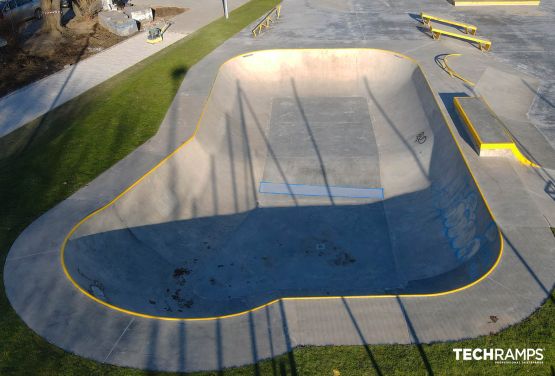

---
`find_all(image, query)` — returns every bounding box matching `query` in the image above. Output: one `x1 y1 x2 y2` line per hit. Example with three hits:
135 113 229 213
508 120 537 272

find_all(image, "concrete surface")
62 49 500 318
455 96 518 158
4 0 555 372
0 0 251 138
132 0 254 35
452 0 540 6
474 67 555 168
457 97 512 145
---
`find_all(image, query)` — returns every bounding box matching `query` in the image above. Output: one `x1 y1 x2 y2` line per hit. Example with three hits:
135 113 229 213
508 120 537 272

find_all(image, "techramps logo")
453 348 544 365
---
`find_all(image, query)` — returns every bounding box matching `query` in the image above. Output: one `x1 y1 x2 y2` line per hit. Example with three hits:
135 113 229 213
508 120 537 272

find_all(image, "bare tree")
40 0 64 35
72 0 101 20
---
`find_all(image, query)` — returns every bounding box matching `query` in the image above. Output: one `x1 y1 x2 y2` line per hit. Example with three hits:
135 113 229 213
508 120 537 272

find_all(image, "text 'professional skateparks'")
61 49 501 319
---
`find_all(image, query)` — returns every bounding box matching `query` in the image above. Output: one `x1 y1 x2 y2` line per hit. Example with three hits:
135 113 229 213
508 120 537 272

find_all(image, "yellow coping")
430 26 491 51
60 49 504 322
480 143 516 149
454 97 539 167
441 54 476 86
454 0 539 5
252 5 281 37
421 12 477 35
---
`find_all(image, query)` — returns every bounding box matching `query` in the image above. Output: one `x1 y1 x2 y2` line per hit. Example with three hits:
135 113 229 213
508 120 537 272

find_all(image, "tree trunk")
40 0 64 35
72 1 83 19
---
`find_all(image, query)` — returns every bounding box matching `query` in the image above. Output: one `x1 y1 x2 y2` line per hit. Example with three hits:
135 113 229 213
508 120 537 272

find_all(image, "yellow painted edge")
509 145 540 167
480 143 516 149
454 97 484 148
455 97 540 168
455 1 539 5
60 49 504 322
480 97 540 168
443 54 476 86
421 13 478 31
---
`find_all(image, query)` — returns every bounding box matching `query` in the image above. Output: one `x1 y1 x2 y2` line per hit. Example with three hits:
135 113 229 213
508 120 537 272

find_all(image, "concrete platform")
4 0 555 372
454 96 538 166
474 67 555 169
455 97 511 145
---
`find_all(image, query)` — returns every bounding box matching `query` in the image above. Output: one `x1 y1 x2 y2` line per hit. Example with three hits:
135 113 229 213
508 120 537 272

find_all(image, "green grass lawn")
0 0 553 373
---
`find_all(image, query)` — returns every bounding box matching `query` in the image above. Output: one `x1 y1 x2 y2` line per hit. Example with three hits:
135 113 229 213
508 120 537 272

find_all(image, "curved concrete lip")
59 49 502 320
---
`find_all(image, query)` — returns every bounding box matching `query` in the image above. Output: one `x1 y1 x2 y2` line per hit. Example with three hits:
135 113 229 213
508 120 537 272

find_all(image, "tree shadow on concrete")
0 22 101 159
396 297 434 376
341 298 384 376
502 230 554 305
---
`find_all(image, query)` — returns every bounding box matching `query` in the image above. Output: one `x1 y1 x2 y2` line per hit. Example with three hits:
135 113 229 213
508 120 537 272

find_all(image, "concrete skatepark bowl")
62 49 501 319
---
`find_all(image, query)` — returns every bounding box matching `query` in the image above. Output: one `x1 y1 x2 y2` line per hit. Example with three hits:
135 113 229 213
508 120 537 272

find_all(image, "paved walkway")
0 0 250 138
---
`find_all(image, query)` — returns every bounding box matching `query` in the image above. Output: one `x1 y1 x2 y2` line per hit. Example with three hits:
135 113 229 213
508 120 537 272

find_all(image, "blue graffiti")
432 174 496 263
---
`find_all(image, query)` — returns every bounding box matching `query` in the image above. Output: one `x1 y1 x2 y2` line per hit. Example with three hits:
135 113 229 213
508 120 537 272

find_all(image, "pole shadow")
396 296 434 376
341 297 384 376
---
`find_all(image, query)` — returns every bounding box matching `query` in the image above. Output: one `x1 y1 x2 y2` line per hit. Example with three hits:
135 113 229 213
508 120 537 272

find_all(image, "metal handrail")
441 53 476 86
252 4 281 37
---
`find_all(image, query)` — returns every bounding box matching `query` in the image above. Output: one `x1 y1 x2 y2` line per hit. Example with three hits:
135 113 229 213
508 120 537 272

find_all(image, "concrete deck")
4 0 555 372
456 97 512 145
452 0 540 6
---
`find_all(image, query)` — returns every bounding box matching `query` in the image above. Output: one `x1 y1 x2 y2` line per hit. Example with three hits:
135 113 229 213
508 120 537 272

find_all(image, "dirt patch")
66 17 97 34
0 20 125 97
152 6 187 19
0 6 186 97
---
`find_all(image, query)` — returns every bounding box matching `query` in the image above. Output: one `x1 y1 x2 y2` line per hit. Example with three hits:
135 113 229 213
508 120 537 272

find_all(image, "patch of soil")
0 5 186 97
0 19 125 97
66 17 96 34
152 6 187 19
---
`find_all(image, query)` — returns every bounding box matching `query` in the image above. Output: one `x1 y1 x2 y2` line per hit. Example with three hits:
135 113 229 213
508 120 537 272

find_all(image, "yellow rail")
441 53 476 86
430 26 491 51
421 12 477 35
252 4 281 37
454 0 539 5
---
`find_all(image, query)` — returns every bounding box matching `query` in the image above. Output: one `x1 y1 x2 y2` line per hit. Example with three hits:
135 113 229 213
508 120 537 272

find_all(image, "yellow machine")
147 22 171 44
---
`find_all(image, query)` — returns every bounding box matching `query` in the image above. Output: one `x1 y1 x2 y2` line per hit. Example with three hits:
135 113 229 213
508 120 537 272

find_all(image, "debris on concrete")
90 284 106 300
